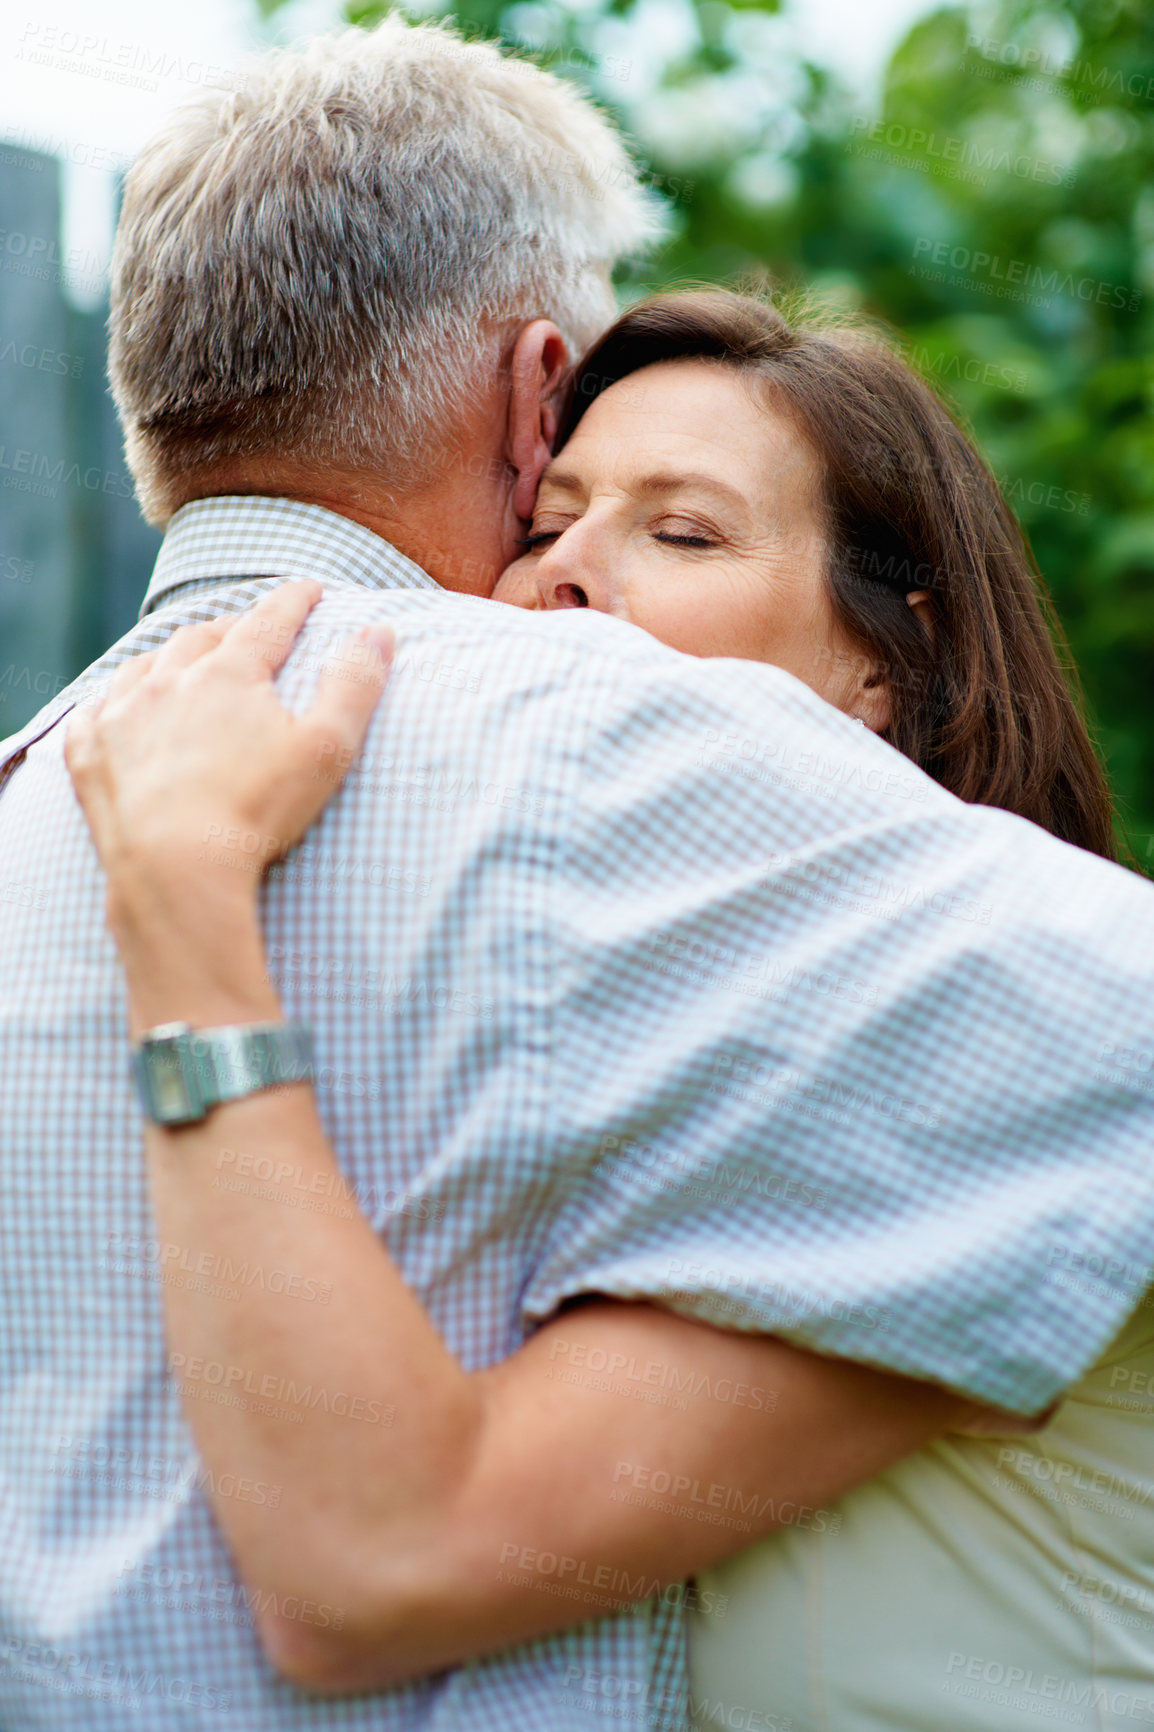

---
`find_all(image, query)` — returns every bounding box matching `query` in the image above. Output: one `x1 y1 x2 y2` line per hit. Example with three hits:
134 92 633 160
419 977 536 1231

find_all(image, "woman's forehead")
551 360 823 503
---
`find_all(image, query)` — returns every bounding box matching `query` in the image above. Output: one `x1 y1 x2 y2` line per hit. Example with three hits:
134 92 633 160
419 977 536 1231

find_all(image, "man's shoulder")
299 585 812 725
302 585 679 674
284 585 961 850
286 586 746 737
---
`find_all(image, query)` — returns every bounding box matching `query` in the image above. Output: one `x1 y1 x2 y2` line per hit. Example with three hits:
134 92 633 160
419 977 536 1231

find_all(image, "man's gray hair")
109 17 660 523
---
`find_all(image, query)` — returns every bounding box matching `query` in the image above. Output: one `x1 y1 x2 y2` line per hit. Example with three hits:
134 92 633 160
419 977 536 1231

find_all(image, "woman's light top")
692 1290 1154 1731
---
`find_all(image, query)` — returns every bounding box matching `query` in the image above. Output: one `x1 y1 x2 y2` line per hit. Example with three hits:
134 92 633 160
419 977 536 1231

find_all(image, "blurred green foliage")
285 0 1154 857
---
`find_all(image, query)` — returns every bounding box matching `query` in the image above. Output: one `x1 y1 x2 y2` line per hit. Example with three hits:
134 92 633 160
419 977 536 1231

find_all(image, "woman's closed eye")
517 517 724 553
647 509 726 550
654 525 720 549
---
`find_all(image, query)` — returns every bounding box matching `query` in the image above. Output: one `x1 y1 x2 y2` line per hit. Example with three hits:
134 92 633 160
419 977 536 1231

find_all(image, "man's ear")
506 320 570 523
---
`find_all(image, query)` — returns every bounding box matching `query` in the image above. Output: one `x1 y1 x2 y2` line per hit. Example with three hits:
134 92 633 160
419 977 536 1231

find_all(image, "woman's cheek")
651 579 765 661
491 558 538 608
627 588 710 656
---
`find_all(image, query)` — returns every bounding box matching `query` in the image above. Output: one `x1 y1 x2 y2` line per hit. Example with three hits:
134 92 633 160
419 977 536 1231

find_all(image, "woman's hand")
66 581 394 897
65 581 394 1033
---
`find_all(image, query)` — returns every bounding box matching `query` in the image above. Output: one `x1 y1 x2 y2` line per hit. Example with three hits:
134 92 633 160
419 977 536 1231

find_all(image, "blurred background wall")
1 0 1151 859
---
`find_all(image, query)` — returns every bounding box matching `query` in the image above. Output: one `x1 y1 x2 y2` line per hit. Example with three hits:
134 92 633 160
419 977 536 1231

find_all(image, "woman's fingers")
214 580 324 682
304 626 396 785
151 613 238 674
65 590 395 874
63 701 95 777
103 649 158 703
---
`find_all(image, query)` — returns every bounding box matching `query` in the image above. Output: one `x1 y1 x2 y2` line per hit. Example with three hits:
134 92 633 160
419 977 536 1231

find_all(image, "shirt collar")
140 495 442 617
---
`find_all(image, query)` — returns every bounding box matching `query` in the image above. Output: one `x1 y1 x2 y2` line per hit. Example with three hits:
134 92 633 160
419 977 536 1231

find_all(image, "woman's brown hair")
561 288 1119 860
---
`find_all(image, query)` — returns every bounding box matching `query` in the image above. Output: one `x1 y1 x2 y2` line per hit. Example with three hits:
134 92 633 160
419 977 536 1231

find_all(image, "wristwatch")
131 1020 316 1128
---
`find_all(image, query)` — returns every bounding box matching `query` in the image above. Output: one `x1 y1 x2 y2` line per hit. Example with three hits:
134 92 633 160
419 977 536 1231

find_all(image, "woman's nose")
534 520 609 612
538 576 589 608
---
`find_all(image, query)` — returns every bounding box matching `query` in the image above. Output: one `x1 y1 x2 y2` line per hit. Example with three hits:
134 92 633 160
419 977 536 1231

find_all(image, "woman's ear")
906 588 934 639
506 320 570 522
822 636 892 733
855 590 934 731
856 591 934 730
856 665 892 733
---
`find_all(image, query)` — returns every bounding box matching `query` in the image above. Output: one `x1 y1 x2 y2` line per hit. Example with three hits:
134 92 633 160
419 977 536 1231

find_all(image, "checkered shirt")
1 495 1153 1731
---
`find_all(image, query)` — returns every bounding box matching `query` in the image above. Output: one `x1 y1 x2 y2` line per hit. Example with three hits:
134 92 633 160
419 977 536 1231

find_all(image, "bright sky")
0 0 938 304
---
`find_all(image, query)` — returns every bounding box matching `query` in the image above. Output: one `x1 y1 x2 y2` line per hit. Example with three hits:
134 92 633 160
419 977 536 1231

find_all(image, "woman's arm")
66 586 1008 1694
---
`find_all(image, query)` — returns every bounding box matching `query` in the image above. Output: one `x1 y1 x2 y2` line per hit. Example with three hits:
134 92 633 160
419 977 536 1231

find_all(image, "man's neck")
290 488 507 600
171 452 515 600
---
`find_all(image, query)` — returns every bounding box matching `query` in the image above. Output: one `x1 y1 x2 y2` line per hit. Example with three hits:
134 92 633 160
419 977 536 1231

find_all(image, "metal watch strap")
131 1020 315 1127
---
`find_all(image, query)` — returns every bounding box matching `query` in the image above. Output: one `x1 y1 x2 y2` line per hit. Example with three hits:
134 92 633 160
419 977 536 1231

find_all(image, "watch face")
133 1033 203 1125
150 1046 194 1122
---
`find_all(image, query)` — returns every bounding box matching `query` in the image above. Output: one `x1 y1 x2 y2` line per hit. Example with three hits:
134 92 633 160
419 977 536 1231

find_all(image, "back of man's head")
109 18 658 524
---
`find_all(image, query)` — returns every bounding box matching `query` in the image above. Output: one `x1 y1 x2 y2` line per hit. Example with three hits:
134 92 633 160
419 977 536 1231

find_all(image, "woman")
67 291 1149 1723
496 290 1114 854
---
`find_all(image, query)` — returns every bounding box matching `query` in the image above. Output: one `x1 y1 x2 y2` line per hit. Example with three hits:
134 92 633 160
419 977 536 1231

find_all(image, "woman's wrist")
106 851 282 1036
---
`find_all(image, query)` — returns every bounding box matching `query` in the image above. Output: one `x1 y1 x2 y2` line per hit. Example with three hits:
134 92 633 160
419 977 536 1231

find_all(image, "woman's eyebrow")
540 468 746 506
536 468 585 497
631 471 747 506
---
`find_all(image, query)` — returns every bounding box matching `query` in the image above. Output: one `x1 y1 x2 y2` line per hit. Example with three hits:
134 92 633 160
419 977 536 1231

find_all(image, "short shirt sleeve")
521 650 1154 1415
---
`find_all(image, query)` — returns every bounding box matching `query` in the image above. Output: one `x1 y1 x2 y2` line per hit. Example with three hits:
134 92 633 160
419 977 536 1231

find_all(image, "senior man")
1 18 1153 1732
